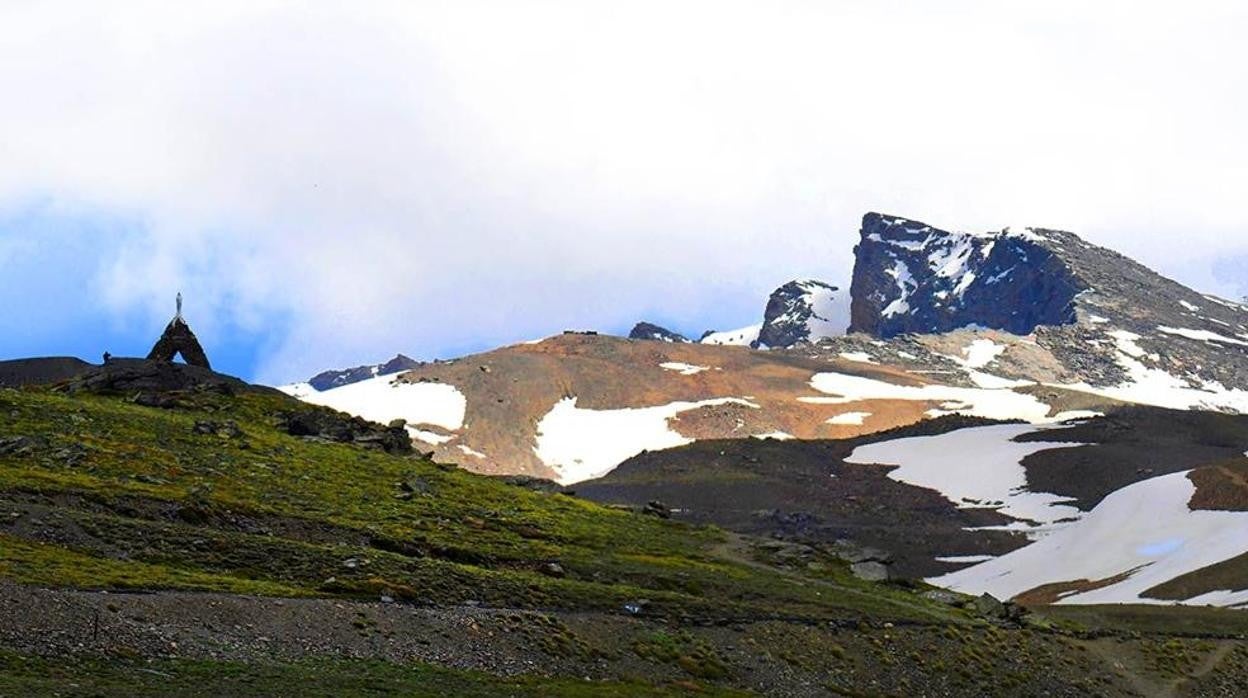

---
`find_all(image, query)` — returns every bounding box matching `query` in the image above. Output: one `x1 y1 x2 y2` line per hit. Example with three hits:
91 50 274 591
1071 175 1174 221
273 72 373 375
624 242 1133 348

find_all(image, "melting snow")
457 444 488 459
1157 326 1248 347
932 471 1248 606
808 372 1057 422
949 339 1006 369
534 397 761 484
296 375 467 431
881 260 916 318
839 352 877 364
827 412 872 426
701 324 762 346
660 362 711 376
845 424 1085 530
1059 330 1248 412
1179 300 1201 312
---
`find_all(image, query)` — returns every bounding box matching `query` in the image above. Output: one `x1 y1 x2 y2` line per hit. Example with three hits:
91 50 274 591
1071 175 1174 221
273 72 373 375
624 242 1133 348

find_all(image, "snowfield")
844 424 1085 531
932 470 1248 607
700 324 762 346
534 396 761 485
293 374 467 432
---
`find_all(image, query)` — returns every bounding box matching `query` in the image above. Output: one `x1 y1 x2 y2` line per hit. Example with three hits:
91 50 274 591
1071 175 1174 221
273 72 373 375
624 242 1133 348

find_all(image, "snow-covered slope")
283 373 467 445
843 421 1248 607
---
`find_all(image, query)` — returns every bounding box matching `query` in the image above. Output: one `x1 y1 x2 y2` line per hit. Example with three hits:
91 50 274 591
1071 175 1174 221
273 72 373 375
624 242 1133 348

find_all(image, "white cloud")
1 1 1246 382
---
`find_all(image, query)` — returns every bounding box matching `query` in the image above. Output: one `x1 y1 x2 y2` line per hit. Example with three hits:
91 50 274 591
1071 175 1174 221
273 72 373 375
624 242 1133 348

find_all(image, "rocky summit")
628 321 691 343
757 279 842 348
307 353 422 392
848 212 1084 338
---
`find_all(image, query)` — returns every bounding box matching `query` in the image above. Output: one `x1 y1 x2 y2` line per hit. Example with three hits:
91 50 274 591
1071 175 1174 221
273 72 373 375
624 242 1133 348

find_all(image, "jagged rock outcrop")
849 212 1248 394
628 322 691 343
849 213 1085 337
758 280 842 348
308 354 421 392
147 317 212 369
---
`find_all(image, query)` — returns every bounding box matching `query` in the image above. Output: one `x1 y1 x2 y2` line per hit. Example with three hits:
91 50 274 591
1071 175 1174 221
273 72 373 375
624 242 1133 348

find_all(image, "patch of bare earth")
1188 459 1248 511
1014 570 1138 606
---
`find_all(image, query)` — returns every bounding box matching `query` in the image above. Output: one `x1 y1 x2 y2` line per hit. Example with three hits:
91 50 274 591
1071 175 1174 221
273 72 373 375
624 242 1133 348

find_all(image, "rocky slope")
851 212 1248 399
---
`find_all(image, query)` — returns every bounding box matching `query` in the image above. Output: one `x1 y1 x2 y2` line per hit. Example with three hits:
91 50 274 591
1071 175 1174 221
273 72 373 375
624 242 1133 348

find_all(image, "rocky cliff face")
758 280 843 348
848 212 1248 395
849 213 1084 338
308 354 421 392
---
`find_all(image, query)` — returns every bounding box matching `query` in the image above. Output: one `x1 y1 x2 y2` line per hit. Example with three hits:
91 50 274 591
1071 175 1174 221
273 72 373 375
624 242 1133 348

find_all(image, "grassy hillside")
3 374 1248 695
0 383 948 622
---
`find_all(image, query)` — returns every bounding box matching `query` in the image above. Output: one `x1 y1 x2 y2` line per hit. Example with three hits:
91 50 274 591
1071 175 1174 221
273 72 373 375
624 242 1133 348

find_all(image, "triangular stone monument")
147 292 212 369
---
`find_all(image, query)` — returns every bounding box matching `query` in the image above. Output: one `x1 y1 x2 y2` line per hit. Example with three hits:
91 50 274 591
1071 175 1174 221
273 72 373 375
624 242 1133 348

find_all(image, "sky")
1 1 1246 385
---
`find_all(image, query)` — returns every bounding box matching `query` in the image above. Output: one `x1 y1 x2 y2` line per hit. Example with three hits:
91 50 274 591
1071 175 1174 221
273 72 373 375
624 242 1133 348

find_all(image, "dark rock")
921 589 968 606
276 409 413 455
628 322 691 343
60 359 250 398
147 317 211 369
643 500 672 519
307 354 422 392
497 475 563 493
0 436 48 457
758 280 842 348
973 593 1007 618
849 213 1085 338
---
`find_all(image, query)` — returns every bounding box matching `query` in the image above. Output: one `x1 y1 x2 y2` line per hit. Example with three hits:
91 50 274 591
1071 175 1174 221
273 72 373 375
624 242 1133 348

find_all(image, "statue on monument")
146 291 212 369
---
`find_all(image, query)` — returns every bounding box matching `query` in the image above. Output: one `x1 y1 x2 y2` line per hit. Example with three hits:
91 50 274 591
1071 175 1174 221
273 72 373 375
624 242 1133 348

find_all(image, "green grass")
0 385 960 623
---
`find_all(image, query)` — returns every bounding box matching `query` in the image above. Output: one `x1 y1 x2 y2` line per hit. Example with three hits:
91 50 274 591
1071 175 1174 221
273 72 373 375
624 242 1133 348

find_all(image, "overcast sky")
2 1 1246 384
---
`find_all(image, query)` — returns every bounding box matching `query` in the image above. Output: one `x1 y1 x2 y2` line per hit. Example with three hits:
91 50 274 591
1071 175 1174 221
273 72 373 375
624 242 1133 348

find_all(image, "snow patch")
296 375 467 431
932 471 1248 607
808 372 1056 422
1158 326 1248 347
701 324 762 347
839 352 877 364
827 412 872 426
534 397 761 484
660 362 711 376
845 424 1085 530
